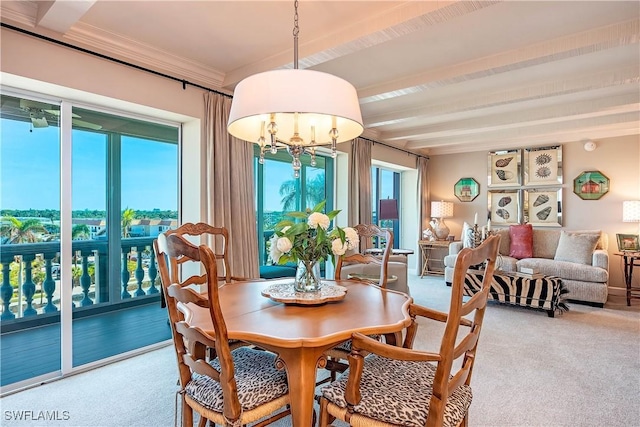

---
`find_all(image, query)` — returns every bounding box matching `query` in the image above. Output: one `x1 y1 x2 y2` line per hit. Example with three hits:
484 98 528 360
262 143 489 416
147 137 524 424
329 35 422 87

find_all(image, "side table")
418 240 451 277
616 252 640 306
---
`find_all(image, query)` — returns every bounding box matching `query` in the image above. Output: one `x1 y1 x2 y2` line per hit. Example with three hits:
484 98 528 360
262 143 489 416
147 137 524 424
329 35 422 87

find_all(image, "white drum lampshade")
623 200 640 234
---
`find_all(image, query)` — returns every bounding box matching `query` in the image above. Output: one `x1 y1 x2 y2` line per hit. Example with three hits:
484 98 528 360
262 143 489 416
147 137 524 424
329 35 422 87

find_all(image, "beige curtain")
416 156 430 275
349 138 373 249
204 92 260 278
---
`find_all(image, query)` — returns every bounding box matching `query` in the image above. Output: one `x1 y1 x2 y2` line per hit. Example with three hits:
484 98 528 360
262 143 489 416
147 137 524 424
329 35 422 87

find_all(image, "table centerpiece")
269 201 359 292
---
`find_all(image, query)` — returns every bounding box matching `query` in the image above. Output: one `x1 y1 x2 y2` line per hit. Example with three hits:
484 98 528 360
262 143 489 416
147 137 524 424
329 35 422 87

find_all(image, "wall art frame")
488 149 521 187
616 234 639 252
573 170 610 200
524 145 562 186
454 177 480 202
524 188 562 227
488 189 520 226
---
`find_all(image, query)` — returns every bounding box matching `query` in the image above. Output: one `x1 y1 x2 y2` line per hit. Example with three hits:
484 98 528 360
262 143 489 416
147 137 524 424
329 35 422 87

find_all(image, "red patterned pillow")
509 224 533 259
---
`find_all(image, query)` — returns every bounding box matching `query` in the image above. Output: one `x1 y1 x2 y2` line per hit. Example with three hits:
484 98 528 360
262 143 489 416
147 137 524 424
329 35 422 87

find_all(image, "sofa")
443 228 609 306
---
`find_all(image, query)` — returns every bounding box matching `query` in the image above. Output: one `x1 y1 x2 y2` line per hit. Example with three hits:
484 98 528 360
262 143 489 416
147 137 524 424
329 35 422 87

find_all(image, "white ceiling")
2 0 639 155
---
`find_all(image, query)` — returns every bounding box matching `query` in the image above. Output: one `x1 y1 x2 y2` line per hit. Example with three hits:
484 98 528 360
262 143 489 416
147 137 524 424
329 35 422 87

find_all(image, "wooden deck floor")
0 302 171 387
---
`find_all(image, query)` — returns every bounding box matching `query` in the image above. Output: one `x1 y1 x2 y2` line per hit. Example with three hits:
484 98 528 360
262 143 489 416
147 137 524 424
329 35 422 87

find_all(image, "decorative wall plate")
261 282 347 305
573 170 609 200
454 177 480 202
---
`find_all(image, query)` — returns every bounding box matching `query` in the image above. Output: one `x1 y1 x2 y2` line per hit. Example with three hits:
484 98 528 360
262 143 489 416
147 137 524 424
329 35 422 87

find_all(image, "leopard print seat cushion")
333 335 381 352
321 354 472 427
185 347 288 412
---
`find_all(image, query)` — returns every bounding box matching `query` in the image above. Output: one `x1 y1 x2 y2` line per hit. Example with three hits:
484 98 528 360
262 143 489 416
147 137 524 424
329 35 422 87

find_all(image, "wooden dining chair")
334 224 392 288
318 234 501 427
154 222 253 357
323 224 394 382
156 232 290 427
162 222 251 286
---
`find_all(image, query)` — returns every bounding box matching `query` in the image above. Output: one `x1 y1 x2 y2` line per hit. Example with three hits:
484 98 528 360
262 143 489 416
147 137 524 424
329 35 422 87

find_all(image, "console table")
616 252 640 306
418 240 450 277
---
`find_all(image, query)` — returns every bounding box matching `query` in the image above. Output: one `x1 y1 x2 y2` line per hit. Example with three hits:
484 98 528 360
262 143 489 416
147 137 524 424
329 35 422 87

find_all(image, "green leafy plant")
269 200 359 268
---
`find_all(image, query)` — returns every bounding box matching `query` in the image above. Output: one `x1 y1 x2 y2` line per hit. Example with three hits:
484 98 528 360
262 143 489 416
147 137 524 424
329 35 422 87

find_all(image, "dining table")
179 277 413 427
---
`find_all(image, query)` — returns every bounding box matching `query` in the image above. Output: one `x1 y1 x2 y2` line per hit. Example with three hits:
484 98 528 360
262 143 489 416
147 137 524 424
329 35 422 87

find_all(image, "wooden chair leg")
318 397 335 427
182 401 193 427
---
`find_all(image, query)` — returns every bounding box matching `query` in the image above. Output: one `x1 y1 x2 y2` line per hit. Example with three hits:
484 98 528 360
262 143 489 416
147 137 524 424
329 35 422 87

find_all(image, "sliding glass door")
0 91 178 390
0 94 62 386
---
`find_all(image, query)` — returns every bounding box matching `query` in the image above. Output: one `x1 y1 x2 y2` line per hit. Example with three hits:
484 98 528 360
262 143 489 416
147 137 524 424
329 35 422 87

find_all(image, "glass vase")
294 260 322 293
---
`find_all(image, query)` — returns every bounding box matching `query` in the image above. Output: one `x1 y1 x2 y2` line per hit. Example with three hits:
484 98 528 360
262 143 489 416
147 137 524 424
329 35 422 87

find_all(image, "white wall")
428 135 640 290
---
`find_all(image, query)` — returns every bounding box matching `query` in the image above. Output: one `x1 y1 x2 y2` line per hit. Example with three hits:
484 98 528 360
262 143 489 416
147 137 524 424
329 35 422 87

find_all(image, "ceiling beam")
365 67 640 128
35 0 96 34
359 19 639 103
222 1 500 88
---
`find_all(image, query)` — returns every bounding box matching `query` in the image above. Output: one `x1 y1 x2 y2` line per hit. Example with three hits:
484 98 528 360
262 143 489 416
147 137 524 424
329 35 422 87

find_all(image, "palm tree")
71 224 91 240
121 208 136 238
0 216 46 243
279 174 326 212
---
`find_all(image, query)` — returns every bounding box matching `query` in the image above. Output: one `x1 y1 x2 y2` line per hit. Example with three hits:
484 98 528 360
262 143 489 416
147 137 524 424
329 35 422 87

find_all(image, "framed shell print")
488 190 520 225
524 188 562 227
488 149 521 187
573 170 610 200
524 146 562 186
454 177 480 202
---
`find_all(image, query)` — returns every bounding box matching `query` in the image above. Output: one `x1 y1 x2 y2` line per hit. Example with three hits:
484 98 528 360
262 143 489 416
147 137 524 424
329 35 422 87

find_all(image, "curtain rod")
358 136 429 160
3 23 428 160
1 22 232 98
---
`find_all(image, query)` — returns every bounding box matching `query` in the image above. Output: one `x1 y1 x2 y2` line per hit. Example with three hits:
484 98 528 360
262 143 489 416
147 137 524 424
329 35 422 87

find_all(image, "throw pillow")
461 222 473 248
509 224 533 259
554 231 599 265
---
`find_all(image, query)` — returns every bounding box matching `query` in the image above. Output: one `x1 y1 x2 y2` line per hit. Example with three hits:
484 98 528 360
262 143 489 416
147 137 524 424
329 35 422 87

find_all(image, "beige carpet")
1 274 638 427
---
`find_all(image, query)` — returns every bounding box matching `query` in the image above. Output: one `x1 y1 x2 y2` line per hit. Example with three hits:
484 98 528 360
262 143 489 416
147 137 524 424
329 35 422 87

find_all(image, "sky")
1 118 178 212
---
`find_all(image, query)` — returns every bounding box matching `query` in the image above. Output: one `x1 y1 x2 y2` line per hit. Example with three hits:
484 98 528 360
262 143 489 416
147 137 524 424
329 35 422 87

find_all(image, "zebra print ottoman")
464 271 569 317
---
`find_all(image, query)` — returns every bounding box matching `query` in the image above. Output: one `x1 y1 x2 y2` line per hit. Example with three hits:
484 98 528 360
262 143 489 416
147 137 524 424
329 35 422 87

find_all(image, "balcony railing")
0 237 159 324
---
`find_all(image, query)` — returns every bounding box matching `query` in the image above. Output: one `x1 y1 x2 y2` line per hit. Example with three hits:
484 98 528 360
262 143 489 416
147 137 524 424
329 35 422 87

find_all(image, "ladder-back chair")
155 232 290 427
319 234 501 427
334 224 392 288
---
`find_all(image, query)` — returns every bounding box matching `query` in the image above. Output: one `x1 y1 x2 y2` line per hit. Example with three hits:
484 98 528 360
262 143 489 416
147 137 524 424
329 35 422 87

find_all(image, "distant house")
130 219 177 237
72 219 106 239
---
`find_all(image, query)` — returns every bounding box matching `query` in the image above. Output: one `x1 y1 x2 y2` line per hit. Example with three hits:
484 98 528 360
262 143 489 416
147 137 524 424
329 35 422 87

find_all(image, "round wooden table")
179 278 412 427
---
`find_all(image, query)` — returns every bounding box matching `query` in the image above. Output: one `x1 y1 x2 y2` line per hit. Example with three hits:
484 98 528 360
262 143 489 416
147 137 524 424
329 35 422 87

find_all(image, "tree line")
0 209 178 220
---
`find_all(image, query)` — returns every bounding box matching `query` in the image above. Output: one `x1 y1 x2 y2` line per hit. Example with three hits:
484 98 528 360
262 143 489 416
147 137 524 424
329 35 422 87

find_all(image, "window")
255 148 334 265
372 166 400 248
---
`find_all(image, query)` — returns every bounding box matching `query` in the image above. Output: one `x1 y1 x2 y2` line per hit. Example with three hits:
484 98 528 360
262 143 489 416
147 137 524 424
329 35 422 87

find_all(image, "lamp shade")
228 69 364 145
379 199 399 221
623 200 640 222
431 201 453 218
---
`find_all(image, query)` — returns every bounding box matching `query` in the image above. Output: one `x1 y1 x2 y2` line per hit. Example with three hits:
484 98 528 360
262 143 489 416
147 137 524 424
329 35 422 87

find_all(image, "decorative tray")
261 282 348 305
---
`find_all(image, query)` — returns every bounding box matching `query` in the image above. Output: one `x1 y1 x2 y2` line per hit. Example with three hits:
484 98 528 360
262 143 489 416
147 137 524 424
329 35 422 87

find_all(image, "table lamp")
379 199 399 222
431 200 454 240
